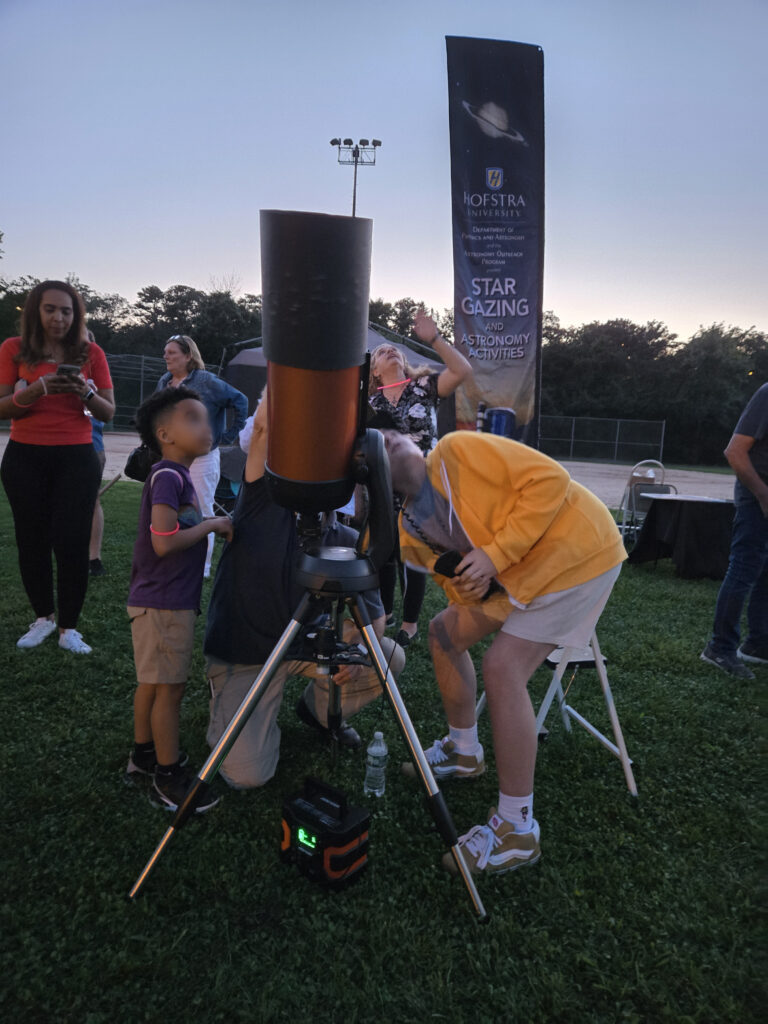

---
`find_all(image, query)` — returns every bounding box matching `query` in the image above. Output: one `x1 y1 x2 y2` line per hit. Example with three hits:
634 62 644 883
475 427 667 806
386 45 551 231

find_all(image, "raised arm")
413 308 472 398
244 389 269 483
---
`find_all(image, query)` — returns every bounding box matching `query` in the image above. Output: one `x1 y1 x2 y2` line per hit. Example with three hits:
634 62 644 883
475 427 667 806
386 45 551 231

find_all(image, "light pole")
329 138 382 217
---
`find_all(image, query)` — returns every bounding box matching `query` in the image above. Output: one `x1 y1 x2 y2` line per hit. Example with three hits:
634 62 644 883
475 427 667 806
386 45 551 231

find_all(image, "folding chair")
475 631 638 797
618 460 677 544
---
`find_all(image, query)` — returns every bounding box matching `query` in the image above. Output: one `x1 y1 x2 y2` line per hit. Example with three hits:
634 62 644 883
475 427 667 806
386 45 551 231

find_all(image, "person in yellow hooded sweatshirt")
378 424 627 877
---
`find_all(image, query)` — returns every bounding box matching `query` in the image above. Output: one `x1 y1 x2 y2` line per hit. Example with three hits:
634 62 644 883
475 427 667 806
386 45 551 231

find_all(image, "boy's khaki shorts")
127 606 197 685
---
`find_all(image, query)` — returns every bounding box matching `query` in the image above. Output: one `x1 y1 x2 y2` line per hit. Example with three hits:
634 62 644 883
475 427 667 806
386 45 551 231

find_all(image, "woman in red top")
0 280 115 653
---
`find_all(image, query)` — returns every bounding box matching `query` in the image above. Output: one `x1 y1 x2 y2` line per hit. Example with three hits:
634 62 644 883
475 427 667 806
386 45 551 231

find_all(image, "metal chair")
619 461 677 544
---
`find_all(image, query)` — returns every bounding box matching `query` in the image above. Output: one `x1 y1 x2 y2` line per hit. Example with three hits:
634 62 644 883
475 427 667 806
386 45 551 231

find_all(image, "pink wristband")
150 524 180 536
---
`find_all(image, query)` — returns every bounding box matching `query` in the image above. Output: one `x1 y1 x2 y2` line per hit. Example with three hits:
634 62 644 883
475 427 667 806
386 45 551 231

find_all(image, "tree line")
0 273 765 464
540 313 766 464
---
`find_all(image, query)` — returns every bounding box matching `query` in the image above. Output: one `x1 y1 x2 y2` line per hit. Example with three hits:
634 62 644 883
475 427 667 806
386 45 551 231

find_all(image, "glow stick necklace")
377 378 411 390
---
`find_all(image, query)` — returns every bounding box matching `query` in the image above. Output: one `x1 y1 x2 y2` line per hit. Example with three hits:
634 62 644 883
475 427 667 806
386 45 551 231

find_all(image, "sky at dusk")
1 0 767 341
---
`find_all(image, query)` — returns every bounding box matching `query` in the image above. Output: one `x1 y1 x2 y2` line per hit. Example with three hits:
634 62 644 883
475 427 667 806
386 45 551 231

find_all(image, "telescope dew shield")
261 210 373 514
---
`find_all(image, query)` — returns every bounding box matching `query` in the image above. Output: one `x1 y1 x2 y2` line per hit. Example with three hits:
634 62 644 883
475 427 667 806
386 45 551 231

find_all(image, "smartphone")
57 364 80 377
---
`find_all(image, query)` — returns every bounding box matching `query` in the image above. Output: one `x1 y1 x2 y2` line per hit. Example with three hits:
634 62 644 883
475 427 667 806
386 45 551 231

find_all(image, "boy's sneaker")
151 767 220 814
738 640 768 665
700 642 755 680
401 737 485 780
125 748 189 780
58 629 92 654
17 618 57 649
442 808 541 877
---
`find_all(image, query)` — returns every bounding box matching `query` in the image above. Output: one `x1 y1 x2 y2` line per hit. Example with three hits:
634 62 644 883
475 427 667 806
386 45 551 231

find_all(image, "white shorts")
499 564 621 648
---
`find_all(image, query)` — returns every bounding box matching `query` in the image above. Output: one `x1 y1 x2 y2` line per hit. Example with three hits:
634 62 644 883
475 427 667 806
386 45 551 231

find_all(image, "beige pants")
206 624 405 789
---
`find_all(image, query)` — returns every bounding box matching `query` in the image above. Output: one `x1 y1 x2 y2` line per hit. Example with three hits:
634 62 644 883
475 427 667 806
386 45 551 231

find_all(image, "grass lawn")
0 482 764 1023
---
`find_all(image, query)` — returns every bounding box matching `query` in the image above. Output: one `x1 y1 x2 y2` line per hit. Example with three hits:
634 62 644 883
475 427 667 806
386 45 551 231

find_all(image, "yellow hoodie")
398 431 627 608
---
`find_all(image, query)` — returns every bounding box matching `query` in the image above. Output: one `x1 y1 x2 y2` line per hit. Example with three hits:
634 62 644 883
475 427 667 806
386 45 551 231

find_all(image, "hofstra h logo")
486 168 503 190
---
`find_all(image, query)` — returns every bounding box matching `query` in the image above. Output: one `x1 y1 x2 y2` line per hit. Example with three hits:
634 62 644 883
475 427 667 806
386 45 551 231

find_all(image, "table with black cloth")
627 493 735 579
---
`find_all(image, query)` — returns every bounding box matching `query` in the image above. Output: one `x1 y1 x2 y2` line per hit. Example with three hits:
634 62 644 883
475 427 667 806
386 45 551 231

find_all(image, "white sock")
448 723 480 756
497 791 534 833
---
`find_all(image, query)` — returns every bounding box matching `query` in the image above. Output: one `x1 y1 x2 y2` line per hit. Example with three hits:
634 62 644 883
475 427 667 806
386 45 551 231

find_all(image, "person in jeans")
701 383 768 680
156 334 248 577
126 386 232 812
0 280 115 654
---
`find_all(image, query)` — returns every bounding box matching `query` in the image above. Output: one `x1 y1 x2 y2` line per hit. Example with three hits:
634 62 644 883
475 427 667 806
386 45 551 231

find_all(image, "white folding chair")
475 630 638 797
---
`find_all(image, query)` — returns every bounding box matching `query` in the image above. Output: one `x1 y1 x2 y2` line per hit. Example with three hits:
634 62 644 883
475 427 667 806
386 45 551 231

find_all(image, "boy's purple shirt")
128 459 206 610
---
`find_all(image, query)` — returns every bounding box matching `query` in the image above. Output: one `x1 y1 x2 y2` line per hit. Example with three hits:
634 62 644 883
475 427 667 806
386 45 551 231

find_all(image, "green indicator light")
297 827 318 850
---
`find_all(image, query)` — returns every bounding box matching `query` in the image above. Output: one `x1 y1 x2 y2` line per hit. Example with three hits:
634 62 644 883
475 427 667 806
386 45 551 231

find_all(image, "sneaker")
89 558 106 577
701 642 755 680
125 748 189 780
151 767 220 814
402 736 485 780
738 640 768 665
442 808 541 877
385 614 396 630
58 629 92 655
16 618 56 649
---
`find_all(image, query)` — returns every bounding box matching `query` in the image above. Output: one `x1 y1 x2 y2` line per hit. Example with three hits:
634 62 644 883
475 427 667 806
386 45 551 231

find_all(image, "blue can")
484 407 516 438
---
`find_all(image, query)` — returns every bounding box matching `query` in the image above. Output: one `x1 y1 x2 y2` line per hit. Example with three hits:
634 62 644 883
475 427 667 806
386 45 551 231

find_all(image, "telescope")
128 210 487 921
261 209 392 574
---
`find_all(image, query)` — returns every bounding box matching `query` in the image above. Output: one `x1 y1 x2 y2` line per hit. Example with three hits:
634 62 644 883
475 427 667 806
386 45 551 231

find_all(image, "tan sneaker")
401 736 485 780
443 807 541 876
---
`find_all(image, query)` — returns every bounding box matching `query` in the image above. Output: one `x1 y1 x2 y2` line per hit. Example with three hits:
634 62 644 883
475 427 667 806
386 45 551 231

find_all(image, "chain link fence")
3 352 667 468
539 415 665 462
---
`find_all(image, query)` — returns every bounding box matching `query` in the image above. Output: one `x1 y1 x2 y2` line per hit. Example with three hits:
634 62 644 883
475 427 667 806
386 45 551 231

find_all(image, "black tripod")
128 544 488 921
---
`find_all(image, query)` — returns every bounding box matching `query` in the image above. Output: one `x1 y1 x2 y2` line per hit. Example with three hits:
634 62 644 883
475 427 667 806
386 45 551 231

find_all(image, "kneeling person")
204 391 405 789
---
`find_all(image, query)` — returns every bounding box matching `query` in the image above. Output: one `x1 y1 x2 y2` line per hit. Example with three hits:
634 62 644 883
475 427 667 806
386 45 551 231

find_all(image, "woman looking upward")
368 307 472 647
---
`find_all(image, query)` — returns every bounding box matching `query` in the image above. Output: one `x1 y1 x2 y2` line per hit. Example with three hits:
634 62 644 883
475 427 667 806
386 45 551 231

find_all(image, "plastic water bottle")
364 731 388 797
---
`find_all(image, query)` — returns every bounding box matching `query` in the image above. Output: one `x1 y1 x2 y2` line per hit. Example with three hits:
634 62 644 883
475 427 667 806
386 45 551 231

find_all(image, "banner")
446 36 544 444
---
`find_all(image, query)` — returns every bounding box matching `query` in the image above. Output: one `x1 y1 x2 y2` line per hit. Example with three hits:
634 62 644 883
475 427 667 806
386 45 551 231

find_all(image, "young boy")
125 386 233 812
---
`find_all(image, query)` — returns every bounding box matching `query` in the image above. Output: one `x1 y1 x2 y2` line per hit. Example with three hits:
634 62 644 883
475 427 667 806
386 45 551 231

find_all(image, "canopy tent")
223 324 456 436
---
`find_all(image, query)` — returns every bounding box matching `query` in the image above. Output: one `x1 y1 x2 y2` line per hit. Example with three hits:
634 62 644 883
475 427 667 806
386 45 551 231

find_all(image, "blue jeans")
710 482 768 653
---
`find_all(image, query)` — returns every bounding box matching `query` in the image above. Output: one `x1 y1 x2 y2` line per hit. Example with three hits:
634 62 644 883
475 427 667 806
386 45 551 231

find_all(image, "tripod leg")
326 600 345 765
128 594 313 899
327 672 341 767
350 600 488 923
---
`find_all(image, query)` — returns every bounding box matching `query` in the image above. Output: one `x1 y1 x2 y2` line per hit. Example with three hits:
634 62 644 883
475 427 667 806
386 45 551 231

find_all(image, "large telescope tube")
261 210 372 514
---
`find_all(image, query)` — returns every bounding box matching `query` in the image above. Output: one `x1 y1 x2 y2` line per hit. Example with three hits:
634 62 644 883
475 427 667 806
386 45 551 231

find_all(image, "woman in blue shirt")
156 334 248 577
